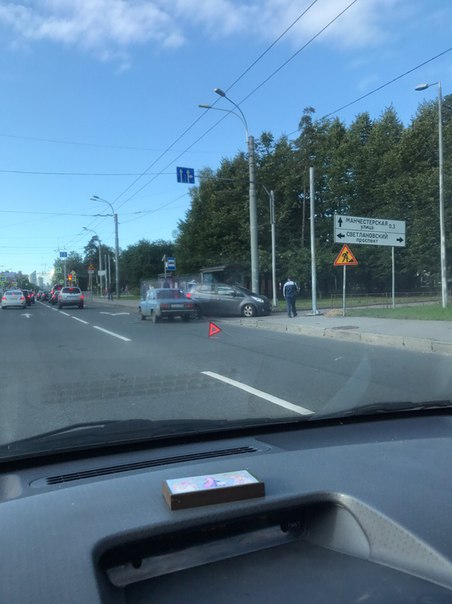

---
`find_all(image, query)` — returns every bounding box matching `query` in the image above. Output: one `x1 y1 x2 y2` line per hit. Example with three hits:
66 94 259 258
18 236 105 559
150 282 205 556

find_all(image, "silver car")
139 288 194 323
1 290 27 309
58 287 84 309
187 283 272 318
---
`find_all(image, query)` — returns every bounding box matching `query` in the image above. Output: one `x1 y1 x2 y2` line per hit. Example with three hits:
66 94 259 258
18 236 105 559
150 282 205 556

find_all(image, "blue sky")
0 0 451 279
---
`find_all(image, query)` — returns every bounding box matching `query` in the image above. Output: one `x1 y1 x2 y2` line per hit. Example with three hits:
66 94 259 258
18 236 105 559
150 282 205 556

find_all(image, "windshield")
1 0 452 460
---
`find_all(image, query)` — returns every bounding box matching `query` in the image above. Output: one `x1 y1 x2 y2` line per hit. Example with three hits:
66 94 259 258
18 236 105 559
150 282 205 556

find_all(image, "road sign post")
334 245 358 316
334 215 406 309
166 257 176 271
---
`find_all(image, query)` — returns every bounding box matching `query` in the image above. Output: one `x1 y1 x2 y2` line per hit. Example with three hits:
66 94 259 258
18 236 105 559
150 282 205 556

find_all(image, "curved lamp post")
199 89 259 294
91 196 120 298
83 226 103 295
415 81 447 308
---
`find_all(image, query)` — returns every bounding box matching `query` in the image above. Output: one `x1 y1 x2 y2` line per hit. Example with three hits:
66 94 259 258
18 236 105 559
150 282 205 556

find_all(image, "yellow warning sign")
334 244 358 266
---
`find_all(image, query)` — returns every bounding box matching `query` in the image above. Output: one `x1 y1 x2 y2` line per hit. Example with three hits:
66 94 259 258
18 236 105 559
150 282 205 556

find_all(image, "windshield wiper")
312 399 452 421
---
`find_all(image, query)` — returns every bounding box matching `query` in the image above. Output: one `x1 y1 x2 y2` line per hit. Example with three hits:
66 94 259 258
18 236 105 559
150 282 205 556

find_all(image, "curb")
238 318 452 356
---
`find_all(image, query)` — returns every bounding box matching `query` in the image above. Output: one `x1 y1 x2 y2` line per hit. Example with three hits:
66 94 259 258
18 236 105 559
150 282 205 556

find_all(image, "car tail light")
186 293 192 298
1 296 5 301
20 296 25 301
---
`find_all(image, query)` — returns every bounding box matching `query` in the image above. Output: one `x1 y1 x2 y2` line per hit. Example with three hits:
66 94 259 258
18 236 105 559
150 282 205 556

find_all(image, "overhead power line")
286 45 452 136
110 0 324 211
0 169 174 177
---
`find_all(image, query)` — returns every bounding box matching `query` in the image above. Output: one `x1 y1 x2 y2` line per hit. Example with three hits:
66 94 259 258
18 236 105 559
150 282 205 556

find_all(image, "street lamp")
415 81 447 308
83 227 103 296
91 196 120 298
199 89 259 294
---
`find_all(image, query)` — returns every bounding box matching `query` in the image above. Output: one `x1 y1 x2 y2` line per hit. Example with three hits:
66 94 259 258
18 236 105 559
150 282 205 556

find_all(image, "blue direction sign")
176 167 195 184
59 251 68 258
166 257 176 271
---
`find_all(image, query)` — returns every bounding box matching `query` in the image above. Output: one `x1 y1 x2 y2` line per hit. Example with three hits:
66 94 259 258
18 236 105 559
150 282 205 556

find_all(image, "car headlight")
251 296 264 303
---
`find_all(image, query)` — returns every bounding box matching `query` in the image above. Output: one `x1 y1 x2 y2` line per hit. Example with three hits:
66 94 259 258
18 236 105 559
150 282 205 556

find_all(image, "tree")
120 240 175 288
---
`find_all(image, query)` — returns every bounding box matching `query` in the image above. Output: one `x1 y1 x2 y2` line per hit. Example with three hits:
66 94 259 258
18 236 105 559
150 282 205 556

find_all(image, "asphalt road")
1 300 451 445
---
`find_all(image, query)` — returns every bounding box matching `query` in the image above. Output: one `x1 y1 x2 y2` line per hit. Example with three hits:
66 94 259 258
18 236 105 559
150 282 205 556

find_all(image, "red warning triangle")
208 322 222 337
334 244 358 266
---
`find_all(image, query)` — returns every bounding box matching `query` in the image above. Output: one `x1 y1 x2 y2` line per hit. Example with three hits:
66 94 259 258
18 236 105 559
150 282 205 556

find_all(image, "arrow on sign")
337 232 345 239
338 217 343 227
396 237 404 243
208 322 222 337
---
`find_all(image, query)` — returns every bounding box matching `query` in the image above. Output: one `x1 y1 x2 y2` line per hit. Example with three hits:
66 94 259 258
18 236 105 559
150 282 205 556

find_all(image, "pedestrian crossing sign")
334 244 358 266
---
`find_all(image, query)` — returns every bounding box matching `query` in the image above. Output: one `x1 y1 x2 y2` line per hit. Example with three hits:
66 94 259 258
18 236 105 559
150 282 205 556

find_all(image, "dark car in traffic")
187 283 272 318
21 289 34 306
49 284 63 305
139 288 194 323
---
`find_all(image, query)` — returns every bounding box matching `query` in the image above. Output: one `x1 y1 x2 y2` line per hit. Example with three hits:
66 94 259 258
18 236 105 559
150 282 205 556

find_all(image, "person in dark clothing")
283 276 298 318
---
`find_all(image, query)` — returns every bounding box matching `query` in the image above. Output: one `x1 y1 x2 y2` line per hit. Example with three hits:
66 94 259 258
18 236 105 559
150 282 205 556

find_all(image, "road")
1 300 450 446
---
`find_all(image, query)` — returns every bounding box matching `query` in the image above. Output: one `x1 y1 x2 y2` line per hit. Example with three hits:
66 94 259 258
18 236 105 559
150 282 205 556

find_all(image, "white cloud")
0 0 409 63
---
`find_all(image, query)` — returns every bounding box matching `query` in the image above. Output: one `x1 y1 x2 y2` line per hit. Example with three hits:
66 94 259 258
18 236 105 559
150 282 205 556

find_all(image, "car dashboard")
2 412 452 603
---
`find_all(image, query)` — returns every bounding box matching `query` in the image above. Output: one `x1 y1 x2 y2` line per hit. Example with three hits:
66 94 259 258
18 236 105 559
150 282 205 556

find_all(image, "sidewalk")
91 296 452 356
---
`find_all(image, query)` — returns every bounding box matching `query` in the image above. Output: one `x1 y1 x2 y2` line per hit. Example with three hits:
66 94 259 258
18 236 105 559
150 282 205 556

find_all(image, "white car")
1 290 26 309
58 286 84 309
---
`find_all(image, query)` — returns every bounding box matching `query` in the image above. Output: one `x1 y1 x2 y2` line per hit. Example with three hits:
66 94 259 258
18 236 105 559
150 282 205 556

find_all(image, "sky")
0 0 451 279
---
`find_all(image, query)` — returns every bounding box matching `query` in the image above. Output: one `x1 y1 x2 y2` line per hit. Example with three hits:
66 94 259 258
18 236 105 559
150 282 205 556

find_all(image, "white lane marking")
72 316 89 325
93 326 131 342
100 312 130 316
21 313 33 318
60 311 71 316
202 371 313 416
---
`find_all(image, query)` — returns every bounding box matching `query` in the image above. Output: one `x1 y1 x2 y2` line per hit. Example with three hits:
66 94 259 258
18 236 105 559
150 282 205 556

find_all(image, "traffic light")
68 274 72 281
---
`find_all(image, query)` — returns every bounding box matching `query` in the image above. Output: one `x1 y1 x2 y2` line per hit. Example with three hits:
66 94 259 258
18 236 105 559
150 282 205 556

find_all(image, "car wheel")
182 315 190 322
78 304 84 309
152 311 160 323
191 305 202 320
139 308 146 320
58 304 62 309
242 303 257 318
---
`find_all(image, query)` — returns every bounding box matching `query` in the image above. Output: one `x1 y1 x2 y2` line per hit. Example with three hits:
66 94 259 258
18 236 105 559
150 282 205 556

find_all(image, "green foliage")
56 98 451 295
119 239 174 288
174 99 452 295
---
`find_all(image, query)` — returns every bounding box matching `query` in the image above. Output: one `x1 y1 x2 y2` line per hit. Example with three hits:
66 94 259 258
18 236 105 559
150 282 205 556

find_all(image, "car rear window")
62 288 81 294
157 290 186 299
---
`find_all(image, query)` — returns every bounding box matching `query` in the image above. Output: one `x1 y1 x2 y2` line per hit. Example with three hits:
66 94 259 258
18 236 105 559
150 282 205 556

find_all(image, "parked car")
1 290 26 309
139 288 194 323
58 287 84 309
187 283 272 318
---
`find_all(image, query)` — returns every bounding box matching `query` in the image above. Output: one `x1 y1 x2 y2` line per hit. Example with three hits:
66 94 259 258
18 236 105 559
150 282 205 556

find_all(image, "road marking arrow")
21 313 32 318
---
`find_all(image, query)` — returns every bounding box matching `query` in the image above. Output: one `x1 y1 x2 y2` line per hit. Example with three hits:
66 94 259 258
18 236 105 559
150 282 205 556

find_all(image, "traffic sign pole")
343 266 346 317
